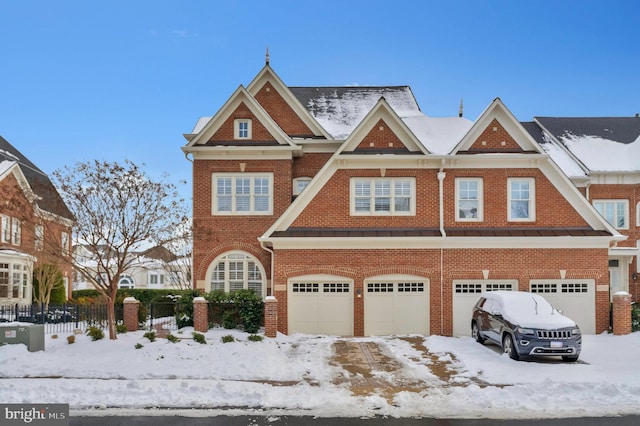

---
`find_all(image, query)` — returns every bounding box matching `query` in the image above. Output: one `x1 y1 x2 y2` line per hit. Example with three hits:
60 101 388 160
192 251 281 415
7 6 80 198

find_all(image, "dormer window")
234 119 252 139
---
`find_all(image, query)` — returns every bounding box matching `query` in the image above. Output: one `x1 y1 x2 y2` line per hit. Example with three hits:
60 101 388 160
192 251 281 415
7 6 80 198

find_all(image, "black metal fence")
0 303 123 334
147 301 180 331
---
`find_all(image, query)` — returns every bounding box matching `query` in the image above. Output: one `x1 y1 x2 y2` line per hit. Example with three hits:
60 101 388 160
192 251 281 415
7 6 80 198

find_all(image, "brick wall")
208 102 274 142
254 82 315 136
273 247 610 336
467 119 522 151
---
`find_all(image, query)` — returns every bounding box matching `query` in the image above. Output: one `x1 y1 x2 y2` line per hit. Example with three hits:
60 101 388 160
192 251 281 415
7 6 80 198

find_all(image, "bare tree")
32 263 64 308
52 160 187 339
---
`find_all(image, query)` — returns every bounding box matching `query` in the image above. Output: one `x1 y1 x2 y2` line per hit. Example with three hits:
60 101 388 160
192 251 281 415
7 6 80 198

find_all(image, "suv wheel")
471 322 485 344
502 334 519 360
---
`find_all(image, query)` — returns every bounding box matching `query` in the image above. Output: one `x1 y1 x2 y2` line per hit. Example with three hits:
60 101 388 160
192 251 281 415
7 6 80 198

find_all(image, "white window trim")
35 225 44 251
1 215 10 243
455 177 483 222
212 173 273 215
350 177 416 216
507 177 535 222
593 199 629 230
293 177 312 196
234 119 252 140
206 251 266 298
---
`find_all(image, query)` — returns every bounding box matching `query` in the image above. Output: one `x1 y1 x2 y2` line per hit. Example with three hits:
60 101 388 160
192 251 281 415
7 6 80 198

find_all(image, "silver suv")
471 291 581 362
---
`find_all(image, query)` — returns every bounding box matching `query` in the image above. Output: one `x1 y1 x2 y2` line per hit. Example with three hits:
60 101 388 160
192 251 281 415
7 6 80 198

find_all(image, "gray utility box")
0 324 45 352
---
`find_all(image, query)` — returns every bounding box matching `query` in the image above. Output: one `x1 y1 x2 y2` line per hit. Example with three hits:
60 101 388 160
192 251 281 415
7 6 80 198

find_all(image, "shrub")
248 334 263 342
135 343 144 349
86 326 104 341
143 331 156 342
632 303 640 332
51 334 58 339
166 334 180 343
116 324 128 334
66 335 75 344
222 310 237 329
233 290 263 334
221 334 235 343
192 332 206 344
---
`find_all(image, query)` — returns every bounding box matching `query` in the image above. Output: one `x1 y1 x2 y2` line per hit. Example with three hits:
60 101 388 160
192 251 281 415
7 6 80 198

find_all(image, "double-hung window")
234 119 252 139
508 178 535 221
35 225 44 251
456 178 483 221
0 215 10 243
10 218 20 245
213 173 273 215
351 177 415 215
594 200 628 229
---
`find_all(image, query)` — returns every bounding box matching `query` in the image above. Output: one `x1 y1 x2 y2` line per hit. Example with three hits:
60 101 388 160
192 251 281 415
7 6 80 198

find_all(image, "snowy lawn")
1 326 639 419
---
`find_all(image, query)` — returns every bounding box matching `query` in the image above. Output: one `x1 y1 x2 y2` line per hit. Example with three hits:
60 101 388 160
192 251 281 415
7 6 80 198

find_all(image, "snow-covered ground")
1 326 639 420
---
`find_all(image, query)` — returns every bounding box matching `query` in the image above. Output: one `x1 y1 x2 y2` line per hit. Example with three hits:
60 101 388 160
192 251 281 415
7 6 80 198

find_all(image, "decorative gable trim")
453 98 543 154
247 65 332 139
0 161 39 203
336 97 428 155
183 85 296 150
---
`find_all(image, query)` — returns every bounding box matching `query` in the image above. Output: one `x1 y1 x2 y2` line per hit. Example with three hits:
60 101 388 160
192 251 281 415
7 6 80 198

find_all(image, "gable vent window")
234 119 252 139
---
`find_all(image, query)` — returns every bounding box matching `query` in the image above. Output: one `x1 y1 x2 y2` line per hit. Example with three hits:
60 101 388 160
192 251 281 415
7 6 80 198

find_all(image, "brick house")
0 136 74 304
182 62 623 337
524 117 640 302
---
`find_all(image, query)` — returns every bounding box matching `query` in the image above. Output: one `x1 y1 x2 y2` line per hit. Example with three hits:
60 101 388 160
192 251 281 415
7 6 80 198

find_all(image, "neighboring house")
0 135 75 304
524 117 640 301
72 245 190 291
182 60 623 337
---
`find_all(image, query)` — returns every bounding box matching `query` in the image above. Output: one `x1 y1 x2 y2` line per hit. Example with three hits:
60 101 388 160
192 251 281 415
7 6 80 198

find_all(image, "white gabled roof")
452 98 544 154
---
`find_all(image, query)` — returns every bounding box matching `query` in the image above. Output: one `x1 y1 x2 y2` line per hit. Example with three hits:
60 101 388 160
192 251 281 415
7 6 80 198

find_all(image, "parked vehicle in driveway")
471 291 581 362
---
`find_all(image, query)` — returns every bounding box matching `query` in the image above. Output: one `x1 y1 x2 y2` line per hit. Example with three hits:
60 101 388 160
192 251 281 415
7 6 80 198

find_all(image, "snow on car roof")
482 291 576 329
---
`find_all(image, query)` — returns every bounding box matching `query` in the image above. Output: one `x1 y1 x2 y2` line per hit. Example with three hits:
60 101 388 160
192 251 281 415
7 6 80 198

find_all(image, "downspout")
260 240 275 297
437 159 446 335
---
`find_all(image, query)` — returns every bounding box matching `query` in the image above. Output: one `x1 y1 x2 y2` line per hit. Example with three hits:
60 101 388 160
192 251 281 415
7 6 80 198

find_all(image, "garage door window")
324 283 349 293
368 283 393 292
292 283 319 293
531 283 557 293
398 282 424 292
562 283 588 293
455 283 482 294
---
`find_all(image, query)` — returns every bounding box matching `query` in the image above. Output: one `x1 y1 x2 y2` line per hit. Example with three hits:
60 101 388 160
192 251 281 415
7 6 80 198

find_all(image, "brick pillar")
264 296 278 338
123 297 140 332
193 297 208 333
612 292 632 336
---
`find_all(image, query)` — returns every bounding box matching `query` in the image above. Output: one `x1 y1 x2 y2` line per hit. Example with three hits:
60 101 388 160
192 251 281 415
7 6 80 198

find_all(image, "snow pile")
1 328 640 419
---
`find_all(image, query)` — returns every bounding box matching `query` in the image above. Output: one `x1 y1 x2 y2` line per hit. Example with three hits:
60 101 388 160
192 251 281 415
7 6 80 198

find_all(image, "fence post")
612 292 632 335
193 297 208 333
264 296 278 338
123 297 140 332
14 303 18 322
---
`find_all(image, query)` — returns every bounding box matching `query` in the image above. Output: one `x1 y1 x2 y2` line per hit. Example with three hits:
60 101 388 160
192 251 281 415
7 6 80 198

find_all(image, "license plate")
550 341 563 348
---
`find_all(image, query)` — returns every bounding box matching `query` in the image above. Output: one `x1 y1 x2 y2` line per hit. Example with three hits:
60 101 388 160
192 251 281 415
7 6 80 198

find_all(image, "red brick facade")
184 65 620 337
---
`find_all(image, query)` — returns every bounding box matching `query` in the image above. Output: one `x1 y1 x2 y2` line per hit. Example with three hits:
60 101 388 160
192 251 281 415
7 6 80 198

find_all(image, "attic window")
234 119 252 139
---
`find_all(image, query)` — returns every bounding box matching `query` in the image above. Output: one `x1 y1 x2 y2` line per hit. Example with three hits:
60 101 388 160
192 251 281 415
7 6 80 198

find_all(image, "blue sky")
1 1 638 196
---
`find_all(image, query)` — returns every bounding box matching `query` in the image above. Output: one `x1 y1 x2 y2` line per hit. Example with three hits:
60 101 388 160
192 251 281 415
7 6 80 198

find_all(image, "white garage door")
288 279 353 335
452 281 515 337
364 278 430 336
530 281 595 334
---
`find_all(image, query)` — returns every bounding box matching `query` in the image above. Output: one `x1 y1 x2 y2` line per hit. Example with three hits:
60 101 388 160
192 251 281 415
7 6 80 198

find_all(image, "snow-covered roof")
403 115 474 154
535 117 640 173
289 86 421 140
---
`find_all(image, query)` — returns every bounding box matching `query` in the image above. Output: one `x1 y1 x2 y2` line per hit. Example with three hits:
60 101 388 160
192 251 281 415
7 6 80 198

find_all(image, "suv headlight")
516 327 535 335
571 327 581 336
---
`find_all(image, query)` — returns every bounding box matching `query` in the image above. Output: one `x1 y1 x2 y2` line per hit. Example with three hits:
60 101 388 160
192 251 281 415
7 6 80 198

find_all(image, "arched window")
118 274 135 289
208 252 265 297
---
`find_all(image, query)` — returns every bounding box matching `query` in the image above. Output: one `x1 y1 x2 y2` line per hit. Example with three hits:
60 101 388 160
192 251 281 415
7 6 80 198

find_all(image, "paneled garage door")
288 279 353 335
364 278 429 336
452 281 515 337
530 281 595 334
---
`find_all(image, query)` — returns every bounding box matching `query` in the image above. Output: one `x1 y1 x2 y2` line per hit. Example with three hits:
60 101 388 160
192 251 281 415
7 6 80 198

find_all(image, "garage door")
288 278 353 335
530 281 595 334
452 281 515 337
364 278 430 336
